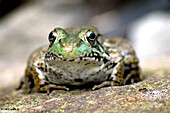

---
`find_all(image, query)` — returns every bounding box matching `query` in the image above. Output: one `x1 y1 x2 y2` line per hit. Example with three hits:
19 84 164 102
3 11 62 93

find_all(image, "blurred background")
0 0 170 89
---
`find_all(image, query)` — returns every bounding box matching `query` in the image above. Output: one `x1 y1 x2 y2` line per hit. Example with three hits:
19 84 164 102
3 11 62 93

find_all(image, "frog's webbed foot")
92 81 118 90
42 84 70 95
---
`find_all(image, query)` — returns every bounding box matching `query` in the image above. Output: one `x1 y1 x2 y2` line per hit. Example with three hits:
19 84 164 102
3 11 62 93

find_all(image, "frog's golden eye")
78 29 96 45
48 31 56 43
86 30 96 45
48 28 67 44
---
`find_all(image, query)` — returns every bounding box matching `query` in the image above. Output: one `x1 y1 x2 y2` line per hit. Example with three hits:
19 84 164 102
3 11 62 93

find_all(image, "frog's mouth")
45 39 110 62
45 50 108 63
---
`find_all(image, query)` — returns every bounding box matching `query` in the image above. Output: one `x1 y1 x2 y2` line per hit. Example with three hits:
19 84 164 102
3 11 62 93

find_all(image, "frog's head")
45 26 109 61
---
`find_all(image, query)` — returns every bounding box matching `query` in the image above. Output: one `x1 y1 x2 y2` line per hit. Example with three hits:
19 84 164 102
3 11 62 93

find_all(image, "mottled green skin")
48 28 91 59
48 39 92 59
16 26 142 94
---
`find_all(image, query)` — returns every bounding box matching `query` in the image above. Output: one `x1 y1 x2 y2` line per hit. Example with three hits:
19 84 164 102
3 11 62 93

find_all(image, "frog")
16 26 142 95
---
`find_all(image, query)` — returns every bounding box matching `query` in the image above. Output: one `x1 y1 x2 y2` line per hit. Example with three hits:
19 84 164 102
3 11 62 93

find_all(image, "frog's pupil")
86 30 96 45
88 31 95 39
49 32 56 43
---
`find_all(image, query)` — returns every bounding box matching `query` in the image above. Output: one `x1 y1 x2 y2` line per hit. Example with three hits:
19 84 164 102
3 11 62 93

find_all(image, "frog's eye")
86 30 96 45
48 28 66 44
78 29 96 45
48 32 56 43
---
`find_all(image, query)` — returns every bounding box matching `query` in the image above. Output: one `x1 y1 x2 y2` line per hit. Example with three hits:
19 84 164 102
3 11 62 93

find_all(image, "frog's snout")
64 46 73 53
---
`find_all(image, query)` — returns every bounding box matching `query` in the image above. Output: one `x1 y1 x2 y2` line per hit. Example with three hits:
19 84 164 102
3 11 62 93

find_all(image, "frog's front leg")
32 60 70 94
92 52 124 90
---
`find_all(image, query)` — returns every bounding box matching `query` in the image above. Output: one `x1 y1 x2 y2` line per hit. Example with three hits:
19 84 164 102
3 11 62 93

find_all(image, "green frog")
16 26 142 94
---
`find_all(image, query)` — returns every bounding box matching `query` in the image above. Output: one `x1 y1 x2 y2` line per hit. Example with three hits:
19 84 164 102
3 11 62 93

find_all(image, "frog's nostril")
74 79 83 82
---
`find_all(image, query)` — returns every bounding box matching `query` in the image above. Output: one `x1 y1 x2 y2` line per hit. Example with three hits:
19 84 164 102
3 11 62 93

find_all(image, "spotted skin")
16 26 142 94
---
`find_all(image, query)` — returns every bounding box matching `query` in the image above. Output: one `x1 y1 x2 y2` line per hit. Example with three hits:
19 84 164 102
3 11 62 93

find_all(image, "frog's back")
26 46 48 69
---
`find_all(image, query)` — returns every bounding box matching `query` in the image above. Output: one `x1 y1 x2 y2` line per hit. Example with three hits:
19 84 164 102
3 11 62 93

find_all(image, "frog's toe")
46 84 70 95
16 77 25 90
15 82 23 90
92 81 116 90
27 88 32 93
